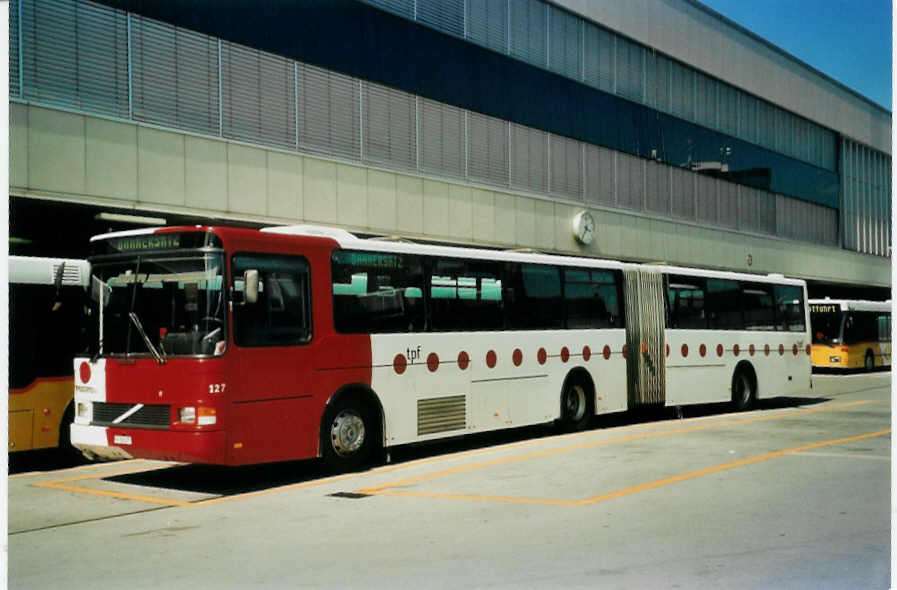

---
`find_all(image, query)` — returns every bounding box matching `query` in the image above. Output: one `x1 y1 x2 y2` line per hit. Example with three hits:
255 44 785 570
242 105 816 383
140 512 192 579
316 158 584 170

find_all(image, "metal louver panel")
737 186 759 233
10 0 20 98
22 0 128 117
718 83 738 136
549 134 583 199
467 112 509 187
417 395 466 435
718 181 738 229
131 15 219 135
623 269 666 408
298 63 360 160
616 152 643 211
739 93 758 144
585 144 614 206
694 72 717 130
510 0 547 68
221 42 296 149
548 5 581 80
583 23 613 93
669 61 694 121
645 160 668 214
420 98 464 178
615 37 644 103
363 81 417 171
51 261 84 285
511 123 548 193
670 166 695 220
757 101 775 150
651 54 671 114
695 175 718 224
417 0 464 38
466 0 508 54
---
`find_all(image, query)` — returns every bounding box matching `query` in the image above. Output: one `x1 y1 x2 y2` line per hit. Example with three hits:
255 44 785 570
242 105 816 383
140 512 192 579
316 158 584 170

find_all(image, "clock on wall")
571 211 595 245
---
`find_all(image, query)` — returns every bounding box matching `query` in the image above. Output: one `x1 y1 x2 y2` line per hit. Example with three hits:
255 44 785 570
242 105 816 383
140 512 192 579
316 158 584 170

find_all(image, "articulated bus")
9 256 90 453
809 299 891 371
71 225 811 470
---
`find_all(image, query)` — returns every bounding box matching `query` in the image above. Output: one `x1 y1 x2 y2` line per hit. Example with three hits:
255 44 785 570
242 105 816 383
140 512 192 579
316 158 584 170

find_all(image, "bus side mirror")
244 270 259 304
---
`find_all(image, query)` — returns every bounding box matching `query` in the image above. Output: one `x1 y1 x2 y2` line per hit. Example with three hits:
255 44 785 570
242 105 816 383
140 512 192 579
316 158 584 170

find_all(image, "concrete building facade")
8 0 891 293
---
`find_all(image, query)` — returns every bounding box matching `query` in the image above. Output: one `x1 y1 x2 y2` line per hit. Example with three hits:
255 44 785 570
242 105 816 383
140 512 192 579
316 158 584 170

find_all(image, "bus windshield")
811 310 843 344
91 253 226 357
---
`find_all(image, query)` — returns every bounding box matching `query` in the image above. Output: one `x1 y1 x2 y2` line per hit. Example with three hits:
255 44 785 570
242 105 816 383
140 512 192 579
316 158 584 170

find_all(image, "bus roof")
808 299 892 312
88 224 807 286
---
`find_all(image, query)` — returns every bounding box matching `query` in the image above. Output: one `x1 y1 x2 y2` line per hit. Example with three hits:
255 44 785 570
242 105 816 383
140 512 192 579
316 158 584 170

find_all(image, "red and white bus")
71 225 811 470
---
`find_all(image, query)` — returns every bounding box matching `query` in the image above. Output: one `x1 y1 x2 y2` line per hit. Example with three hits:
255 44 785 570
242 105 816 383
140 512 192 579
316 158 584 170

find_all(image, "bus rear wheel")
731 367 755 411
864 351 874 372
559 377 592 432
321 395 376 472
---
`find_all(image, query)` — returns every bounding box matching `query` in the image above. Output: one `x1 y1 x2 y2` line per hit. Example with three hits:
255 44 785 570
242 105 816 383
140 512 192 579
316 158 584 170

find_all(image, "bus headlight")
75 401 92 424
178 407 196 424
178 406 216 425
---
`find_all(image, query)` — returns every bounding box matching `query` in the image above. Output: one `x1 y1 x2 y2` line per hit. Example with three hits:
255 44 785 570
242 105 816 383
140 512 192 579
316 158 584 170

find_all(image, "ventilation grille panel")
417 395 466 436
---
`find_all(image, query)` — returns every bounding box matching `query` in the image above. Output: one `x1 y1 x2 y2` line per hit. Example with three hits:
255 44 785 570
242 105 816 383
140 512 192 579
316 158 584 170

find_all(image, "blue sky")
699 0 892 110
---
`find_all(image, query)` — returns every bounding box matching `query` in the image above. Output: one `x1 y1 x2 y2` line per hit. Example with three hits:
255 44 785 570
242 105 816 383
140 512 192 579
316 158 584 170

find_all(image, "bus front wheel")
321 395 376 472
864 351 875 372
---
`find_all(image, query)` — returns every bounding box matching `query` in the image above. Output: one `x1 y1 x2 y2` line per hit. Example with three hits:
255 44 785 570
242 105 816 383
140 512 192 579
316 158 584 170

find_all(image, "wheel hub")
330 410 365 457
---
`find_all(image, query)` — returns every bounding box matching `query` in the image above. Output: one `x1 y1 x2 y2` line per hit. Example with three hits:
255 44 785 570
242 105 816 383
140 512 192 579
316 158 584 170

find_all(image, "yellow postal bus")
9 256 90 452
809 299 891 371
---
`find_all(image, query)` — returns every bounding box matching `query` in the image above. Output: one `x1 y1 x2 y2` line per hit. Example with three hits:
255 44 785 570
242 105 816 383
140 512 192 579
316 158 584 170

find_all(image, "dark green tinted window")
331 250 425 333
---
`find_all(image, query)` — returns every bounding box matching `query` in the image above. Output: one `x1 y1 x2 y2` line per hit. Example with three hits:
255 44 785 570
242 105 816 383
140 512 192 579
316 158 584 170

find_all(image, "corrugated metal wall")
9 0 888 258
841 139 892 257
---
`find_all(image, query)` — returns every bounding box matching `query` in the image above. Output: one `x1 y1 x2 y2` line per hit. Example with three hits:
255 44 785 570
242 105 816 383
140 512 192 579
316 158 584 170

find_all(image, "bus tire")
320 393 378 472
864 350 875 372
57 403 82 462
558 372 593 432
731 364 756 412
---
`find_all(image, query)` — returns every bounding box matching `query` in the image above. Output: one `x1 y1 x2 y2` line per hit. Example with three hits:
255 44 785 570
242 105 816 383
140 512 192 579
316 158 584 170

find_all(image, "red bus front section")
71 226 372 466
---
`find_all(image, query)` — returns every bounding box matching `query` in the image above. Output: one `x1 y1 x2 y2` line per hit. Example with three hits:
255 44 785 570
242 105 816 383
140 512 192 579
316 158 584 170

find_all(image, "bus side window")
773 285 805 332
667 276 706 329
706 279 742 330
564 268 620 329
505 263 563 329
331 251 424 334
742 283 775 331
429 258 503 332
232 254 311 346
877 314 890 342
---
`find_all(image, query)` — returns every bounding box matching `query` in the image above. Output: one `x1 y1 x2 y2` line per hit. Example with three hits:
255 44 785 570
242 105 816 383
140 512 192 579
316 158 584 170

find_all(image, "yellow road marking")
358 399 874 494
364 429 891 506
35 481 194 507
28 399 877 508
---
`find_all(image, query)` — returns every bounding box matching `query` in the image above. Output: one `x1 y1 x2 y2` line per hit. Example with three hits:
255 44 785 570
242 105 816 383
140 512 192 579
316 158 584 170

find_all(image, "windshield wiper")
128 312 166 365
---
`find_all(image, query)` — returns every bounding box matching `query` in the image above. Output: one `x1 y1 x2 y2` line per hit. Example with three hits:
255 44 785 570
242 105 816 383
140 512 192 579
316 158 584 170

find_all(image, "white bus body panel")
370 330 627 446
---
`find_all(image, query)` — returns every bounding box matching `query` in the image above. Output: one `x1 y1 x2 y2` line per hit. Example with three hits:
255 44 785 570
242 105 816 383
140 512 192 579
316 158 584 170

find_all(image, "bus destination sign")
111 235 181 252
810 304 839 314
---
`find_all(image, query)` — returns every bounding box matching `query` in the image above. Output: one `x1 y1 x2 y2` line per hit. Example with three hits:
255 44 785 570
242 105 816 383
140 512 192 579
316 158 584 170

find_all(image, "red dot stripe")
427 352 439 372
393 354 407 375
457 351 470 371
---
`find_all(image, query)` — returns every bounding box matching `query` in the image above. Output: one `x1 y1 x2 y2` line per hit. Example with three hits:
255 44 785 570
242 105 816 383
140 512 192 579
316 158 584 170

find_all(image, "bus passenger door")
229 254 317 464
623 269 666 408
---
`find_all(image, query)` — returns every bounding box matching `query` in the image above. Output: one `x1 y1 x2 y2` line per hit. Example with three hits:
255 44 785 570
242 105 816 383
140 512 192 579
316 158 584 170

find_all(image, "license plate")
114 434 132 445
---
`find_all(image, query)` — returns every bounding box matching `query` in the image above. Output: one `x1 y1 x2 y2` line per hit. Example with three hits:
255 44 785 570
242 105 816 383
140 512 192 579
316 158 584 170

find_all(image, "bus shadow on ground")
105 394 831 498
9 447 90 475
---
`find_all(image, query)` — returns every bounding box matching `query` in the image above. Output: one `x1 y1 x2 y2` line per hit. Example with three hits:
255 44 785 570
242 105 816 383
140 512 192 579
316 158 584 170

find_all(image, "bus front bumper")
71 423 227 464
